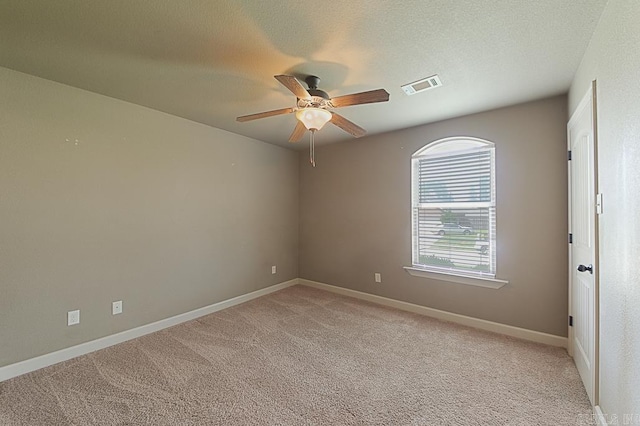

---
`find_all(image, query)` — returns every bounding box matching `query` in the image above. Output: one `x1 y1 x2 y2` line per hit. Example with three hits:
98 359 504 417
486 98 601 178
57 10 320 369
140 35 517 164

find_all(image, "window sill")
403 266 508 289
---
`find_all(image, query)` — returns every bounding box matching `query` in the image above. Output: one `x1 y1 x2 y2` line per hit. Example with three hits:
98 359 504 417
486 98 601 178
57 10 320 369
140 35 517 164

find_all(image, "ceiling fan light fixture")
295 108 332 131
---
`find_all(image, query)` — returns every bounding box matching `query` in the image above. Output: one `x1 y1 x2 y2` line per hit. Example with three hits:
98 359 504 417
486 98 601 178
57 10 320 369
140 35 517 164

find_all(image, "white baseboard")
0 279 298 382
1 277 569 382
594 406 607 425
300 279 568 348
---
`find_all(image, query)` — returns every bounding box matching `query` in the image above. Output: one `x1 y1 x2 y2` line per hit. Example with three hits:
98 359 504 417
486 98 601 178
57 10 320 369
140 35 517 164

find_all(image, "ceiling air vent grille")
401 75 442 96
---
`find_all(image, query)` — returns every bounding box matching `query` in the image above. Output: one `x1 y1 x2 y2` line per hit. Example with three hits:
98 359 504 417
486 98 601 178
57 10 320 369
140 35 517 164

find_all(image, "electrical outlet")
67 310 80 326
112 300 123 315
271 265 276 274
375 273 381 283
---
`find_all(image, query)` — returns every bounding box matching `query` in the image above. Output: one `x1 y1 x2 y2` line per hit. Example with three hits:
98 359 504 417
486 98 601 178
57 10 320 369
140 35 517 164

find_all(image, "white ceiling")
0 0 607 149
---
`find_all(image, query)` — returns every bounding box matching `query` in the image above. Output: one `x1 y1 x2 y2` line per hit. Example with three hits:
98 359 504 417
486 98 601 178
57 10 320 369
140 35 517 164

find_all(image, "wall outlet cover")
67 310 80 326
112 300 123 315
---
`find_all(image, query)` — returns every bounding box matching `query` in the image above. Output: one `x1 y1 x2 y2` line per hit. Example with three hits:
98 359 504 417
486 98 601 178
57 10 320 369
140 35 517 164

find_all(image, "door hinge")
569 233 573 244
596 193 603 214
569 316 573 327
568 150 572 161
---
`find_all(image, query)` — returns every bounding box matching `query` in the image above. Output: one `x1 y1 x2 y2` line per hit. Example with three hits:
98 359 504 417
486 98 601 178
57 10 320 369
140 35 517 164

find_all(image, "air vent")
401 74 443 96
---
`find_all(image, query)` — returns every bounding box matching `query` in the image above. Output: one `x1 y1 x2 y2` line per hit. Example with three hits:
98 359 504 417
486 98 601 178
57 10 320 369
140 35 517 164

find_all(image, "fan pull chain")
309 130 316 167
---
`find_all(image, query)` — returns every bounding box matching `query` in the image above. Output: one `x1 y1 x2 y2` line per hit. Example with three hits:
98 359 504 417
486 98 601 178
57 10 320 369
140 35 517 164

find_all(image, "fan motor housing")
309 88 330 99
297 75 332 108
298 94 332 109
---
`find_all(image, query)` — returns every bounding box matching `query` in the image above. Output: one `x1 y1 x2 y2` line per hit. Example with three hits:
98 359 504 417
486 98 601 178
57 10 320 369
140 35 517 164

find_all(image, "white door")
568 82 598 405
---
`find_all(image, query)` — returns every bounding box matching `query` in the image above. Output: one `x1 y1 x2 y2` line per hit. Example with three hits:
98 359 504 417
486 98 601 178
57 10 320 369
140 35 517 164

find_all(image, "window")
411 137 496 278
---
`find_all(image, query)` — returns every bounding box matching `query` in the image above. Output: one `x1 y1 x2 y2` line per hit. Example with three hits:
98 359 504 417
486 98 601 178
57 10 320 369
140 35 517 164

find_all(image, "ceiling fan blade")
236 107 294 122
330 88 390 108
330 113 366 138
289 121 307 143
275 75 311 100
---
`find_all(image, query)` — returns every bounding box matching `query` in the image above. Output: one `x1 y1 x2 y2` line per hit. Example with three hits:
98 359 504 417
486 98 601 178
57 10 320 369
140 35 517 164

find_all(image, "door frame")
567 80 600 405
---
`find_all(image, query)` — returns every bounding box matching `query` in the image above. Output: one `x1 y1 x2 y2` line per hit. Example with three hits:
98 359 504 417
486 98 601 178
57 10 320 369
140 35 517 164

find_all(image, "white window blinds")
412 138 496 277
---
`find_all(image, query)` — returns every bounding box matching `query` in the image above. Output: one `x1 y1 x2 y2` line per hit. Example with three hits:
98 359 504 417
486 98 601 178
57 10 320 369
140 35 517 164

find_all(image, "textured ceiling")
0 0 607 148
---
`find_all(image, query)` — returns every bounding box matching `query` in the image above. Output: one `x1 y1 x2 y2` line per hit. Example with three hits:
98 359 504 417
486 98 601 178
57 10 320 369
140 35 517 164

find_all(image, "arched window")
411 137 496 278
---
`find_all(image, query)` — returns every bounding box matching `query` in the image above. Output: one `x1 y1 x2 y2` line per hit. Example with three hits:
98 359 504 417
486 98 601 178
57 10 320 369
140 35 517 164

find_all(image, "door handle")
577 264 593 274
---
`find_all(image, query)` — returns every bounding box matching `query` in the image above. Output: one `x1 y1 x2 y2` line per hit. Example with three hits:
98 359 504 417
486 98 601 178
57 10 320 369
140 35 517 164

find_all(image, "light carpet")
0 285 593 425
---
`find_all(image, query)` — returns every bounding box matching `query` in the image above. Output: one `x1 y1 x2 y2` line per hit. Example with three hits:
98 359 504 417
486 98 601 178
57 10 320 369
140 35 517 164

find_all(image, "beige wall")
0 67 299 367
299 95 569 337
569 0 640 417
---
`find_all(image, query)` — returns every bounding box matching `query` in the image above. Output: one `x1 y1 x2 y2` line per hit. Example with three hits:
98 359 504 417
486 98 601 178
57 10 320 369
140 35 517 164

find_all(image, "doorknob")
577 264 593 274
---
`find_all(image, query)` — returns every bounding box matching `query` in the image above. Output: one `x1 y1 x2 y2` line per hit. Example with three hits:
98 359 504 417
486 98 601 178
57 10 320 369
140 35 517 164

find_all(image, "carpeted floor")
0 285 593 425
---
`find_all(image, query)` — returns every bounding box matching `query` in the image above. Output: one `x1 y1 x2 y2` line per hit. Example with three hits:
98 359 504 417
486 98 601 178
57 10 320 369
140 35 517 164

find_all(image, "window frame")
408 137 506 287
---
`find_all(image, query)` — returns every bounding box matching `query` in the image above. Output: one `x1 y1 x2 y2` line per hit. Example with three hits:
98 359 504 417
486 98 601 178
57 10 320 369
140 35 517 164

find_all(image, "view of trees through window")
411 138 496 277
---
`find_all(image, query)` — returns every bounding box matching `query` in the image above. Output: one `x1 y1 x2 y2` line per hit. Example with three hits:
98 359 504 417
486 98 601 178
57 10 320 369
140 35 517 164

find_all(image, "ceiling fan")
237 75 389 166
